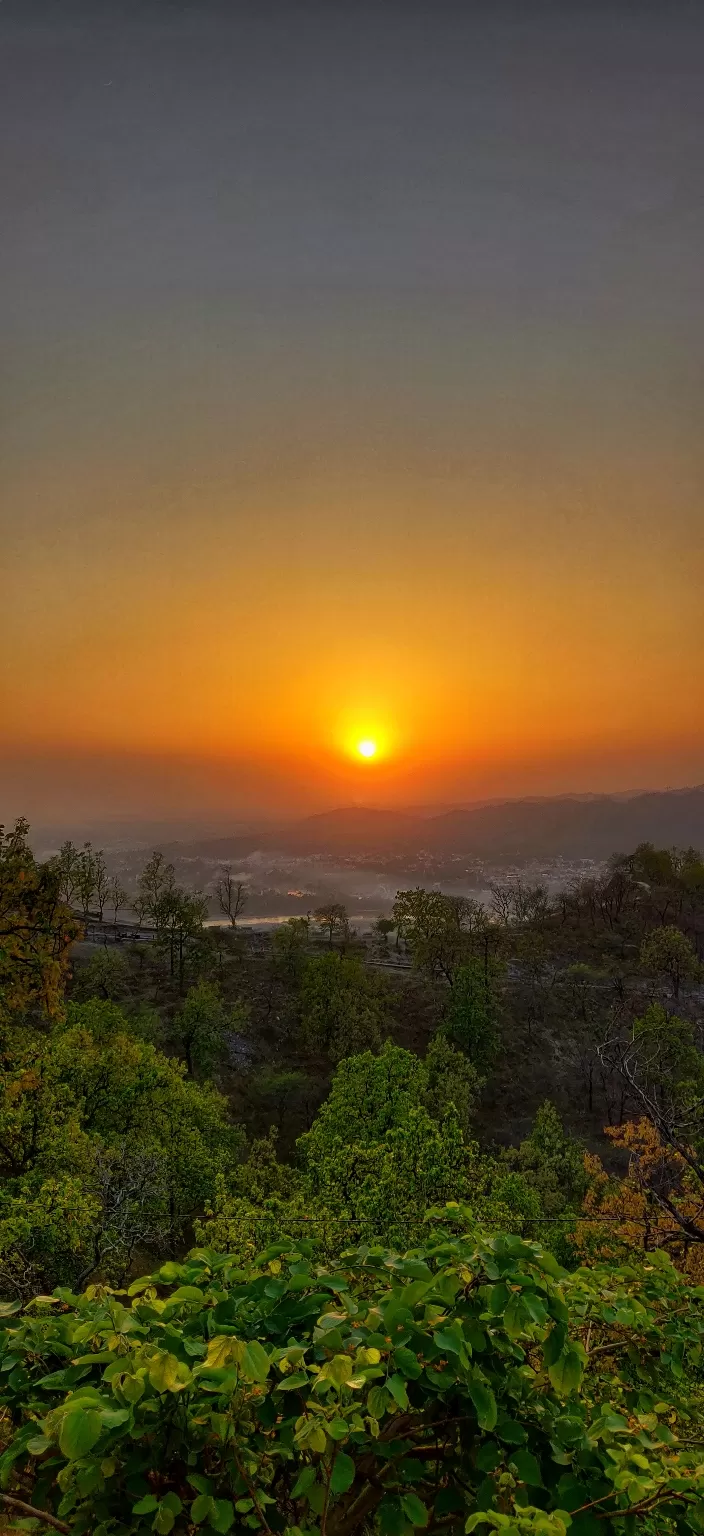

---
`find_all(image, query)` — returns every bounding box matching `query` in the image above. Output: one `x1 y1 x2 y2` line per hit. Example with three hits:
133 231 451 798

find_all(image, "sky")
1 0 703 825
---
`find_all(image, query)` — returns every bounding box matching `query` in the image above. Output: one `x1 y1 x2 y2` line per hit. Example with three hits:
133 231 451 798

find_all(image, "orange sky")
1 3 703 823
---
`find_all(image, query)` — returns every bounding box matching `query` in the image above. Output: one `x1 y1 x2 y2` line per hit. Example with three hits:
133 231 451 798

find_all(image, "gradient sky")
1 0 703 823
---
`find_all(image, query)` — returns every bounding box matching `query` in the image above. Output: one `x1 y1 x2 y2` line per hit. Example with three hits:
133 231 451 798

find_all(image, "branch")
0 1493 70 1534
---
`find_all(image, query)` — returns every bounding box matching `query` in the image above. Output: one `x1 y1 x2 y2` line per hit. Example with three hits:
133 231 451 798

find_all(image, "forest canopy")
1 819 704 1535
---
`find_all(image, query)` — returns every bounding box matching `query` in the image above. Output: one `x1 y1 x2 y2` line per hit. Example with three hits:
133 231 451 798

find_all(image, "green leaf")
469 1379 497 1432
148 1351 190 1393
386 1373 409 1410
401 1493 429 1527
330 1452 355 1494
27 1436 53 1456
475 1441 502 1473
543 1324 567 1366
241 1341 270 1382
549 1349 583 1397
154 1507 175 1534
328 1418 350 1441
503 1293 528 1340
277 1371 309 1391
59 1408 102 1460
378 1494 406 1536
393 1346 422 1379
133 1495 159 1514
210 1498 235 1533
292 1466 317 1499
367 1385 390 1418
510 1449 542 1487
191 1494 215 1525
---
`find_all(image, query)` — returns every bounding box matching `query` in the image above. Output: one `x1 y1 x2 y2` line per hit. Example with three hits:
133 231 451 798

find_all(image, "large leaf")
549 1349 583 1397
469 1379 497 1432
401 1493 429 1527
240 1341 270 1382
330 1452 355 1493
59 1408 102 1460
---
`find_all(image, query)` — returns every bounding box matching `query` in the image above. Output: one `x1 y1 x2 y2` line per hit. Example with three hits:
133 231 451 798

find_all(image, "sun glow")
357 739 377 759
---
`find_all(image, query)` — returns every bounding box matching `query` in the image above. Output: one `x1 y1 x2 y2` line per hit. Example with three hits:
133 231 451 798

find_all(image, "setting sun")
357 739 377 759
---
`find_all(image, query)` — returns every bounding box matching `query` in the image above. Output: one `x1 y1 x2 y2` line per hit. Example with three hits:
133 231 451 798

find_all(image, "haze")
2 0 703 826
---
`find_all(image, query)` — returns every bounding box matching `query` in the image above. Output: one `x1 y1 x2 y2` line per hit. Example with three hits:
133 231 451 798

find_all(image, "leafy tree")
135 851 176 929
73 843 98 921
0 999 244 1294
442 956 502 1069
71 947 130 1002
0 819 80 1023
173 981 248 1077
580 1118 704 1280
217 868 248 927
512 1102 587 1219
313 902 348 946
3 1225 703 1536
640 925 700 998
299 953 393 1061
392 888 489 984
271 916 310 979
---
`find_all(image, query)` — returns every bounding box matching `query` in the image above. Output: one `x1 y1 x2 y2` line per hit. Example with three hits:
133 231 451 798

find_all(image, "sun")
357 739 377 759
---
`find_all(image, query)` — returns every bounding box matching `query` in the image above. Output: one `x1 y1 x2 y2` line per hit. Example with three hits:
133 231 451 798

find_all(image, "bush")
0 1220 703 1535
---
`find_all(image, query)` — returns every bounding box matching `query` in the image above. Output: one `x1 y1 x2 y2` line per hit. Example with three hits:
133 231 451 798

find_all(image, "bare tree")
217 868 248 927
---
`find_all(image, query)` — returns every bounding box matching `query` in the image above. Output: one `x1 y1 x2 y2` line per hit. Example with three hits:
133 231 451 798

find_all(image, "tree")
392 888 488 984
0 997 243 1294
512 1101 587 1218
217 868 248 927
173 980 248 1077
599 1004 704 1246
73 843 98 921
51 840 80 905
299 952 393 1060
442 956 502 1070
154 888 209 988
71 947 129 1002
271 916 310 978
372 916 396 954
92 850 110 922
313 902 348 946
640 924 700 998
136 851 176 929
108 875 129 929
0 819 80 1022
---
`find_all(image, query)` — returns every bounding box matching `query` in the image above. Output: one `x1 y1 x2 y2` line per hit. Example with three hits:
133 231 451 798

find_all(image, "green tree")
300 952 393 1061
0 819 80 1023
443 956 502 1069
392 888 488 983
640 924 700 999
173 981 248 1077
71 947 130 1002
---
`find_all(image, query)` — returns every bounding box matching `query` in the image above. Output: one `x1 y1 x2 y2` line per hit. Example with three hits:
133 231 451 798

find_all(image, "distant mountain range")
151 786 704 864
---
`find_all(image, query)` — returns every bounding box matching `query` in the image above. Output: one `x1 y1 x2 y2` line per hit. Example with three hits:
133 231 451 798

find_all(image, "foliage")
579 1119 704 1281
443 959 502 1071
0 819 80 1023
639 926 700 998
174 982 249 1078
512 1105 587 1220
199 1043 529 1262
299 955 394 1062
392 889 489 984
0 1001 243 1296
71 948 130 1002
1 1223 703 1536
